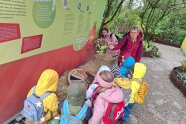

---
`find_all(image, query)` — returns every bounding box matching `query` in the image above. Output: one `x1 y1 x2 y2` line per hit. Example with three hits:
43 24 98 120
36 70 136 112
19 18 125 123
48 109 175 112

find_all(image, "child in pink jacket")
86 65 111 100
88 70 124 124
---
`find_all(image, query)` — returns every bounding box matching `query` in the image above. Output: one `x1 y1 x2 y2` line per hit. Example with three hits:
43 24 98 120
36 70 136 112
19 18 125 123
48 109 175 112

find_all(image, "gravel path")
131 43 186 124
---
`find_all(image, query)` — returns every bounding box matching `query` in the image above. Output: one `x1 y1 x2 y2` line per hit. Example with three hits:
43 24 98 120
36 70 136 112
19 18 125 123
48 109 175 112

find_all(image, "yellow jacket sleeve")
43 93 59 121
129 81 140 103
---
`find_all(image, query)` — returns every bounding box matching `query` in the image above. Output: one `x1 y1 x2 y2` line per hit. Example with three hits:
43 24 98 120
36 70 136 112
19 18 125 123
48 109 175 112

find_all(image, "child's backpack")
21 86 51 122
60 100 88 124
134 81 149 104
91 82 108 103
103 101 125 124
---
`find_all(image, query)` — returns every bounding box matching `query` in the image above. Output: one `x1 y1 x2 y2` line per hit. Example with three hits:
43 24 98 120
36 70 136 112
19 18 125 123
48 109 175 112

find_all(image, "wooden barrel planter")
68 68 95 88
170 66 186 97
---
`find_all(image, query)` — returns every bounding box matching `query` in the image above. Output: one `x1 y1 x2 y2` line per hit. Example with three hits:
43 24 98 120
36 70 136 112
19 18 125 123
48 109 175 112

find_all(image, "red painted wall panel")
0 39 95 123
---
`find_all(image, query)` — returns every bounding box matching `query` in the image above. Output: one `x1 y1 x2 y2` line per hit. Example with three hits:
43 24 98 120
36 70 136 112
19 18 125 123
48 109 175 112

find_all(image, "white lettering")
115 108 124 120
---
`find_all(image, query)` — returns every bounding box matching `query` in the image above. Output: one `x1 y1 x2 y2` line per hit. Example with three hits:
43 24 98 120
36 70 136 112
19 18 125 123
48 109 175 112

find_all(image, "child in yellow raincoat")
27 69 59 123
115 63 147 123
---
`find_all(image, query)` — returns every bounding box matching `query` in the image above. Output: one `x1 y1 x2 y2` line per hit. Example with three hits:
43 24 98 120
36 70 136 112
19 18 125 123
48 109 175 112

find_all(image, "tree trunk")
98 0 125 37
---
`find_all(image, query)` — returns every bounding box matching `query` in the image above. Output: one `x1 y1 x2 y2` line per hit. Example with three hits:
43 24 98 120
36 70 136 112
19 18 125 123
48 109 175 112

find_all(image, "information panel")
0 0 106 64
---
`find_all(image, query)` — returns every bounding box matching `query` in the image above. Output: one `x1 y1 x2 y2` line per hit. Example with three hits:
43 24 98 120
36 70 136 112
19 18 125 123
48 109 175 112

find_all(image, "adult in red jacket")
109 25 143 65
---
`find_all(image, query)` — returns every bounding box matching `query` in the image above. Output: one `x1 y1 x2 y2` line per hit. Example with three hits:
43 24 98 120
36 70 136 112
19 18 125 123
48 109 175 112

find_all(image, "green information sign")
32 1 56 29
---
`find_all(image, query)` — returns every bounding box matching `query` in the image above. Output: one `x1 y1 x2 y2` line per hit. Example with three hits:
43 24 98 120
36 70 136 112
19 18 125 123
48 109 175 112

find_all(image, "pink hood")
92 73 99 84
89 86 124 124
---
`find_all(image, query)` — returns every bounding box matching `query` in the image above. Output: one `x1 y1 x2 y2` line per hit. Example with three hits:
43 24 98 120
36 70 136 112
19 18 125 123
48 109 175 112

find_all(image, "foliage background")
101 0 186 45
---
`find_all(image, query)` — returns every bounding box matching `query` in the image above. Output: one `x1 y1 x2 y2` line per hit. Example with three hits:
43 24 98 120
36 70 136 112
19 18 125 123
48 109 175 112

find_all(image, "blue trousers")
122 103 135 121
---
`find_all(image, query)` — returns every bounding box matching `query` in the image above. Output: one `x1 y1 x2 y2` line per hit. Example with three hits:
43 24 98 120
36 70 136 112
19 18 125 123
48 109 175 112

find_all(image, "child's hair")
99 70 114 83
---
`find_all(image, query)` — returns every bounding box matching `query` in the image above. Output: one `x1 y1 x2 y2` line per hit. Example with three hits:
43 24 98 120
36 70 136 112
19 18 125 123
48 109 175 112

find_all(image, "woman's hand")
109 45 114 49
99 38 108 45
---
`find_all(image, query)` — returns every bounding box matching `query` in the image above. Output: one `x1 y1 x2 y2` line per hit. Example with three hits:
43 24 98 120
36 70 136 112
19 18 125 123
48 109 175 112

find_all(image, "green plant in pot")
177 72 186 80
177 71 186 85
144 40 161 58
